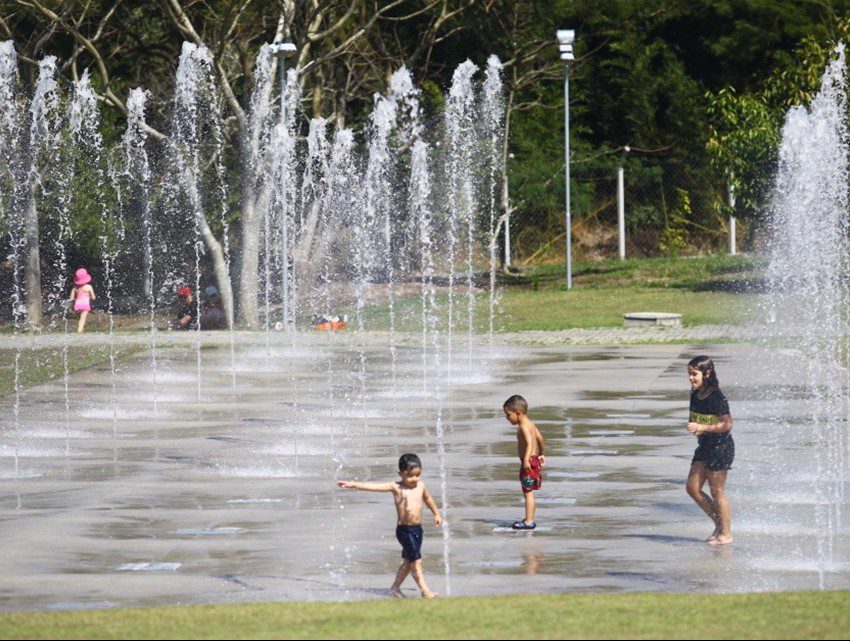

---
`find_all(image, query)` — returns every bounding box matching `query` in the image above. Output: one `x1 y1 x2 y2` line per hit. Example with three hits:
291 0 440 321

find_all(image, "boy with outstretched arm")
337 453 443 598
503 394 546 530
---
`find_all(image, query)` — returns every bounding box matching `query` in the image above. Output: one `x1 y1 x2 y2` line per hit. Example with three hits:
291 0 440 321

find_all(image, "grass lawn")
360 253 766 332
1 590 846 640
0 343 143 396
498 253 765 330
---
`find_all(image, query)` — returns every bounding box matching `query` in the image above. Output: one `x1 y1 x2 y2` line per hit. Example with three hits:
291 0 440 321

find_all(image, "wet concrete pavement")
0 335 847 611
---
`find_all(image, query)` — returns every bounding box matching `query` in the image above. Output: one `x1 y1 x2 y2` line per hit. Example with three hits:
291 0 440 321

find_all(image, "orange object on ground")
314 320 347 331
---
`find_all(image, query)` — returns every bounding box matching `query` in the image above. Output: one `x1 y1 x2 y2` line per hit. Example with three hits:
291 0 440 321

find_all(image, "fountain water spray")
72 71 119 435
764 44 849 589
0 41 23 476
271 69 300 330
410 139 452 594
171 43 232 400
482 56 505 344
116 89 156 412
444 60 479 378
366 87 399 405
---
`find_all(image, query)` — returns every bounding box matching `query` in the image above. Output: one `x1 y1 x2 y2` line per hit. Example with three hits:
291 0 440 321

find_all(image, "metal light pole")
557 30 575 289
270 39 297 326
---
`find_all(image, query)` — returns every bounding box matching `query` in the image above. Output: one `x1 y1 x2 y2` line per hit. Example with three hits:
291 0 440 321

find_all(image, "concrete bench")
623 312 682 327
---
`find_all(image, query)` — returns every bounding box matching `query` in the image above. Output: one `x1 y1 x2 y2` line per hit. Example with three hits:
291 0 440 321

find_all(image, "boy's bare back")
516 417 544 463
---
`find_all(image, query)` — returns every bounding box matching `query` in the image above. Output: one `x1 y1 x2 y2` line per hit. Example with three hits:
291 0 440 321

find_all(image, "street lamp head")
270 40 297 57
557 29 575 61
556 29 575 45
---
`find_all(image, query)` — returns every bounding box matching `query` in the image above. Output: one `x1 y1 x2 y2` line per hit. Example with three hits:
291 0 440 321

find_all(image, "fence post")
504 211 511 267
617 166 626 260
727 182 737 255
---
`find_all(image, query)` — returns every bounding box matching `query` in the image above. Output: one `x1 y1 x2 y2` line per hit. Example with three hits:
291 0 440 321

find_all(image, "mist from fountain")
764 44 850 589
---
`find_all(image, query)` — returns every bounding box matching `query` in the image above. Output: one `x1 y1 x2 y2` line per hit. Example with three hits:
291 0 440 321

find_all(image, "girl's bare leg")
410 559 436 598
707 469 732 545
390 561 410 597
686 462 719 540
77 311 88 334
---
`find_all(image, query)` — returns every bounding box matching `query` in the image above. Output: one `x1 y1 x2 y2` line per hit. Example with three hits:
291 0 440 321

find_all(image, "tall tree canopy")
1 0 847 286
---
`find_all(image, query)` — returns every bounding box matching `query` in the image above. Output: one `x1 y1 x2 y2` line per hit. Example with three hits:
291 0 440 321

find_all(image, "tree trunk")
187 177 234 328
293 198 325 292
24 181 43 331
236 191 261 326
201 218 234 329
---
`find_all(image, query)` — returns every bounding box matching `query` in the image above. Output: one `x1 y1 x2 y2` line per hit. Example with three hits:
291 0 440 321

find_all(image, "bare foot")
389 587 405 598
421 590 438 599
708 535 733 546
705 527 721 543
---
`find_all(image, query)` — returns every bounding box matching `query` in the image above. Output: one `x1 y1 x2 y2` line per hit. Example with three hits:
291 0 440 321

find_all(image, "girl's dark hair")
398 453 422 472
688 355 719 393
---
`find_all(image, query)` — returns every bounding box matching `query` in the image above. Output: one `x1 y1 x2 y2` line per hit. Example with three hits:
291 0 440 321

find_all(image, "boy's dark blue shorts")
396 524 423 562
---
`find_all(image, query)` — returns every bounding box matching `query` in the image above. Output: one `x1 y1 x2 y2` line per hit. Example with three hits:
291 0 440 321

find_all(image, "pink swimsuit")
74 289 91 312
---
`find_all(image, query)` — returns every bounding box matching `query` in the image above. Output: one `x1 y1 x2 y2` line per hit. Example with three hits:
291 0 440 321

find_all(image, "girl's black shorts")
692 434 735 471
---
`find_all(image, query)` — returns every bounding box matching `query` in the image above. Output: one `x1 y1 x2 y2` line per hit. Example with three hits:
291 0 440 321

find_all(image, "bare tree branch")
299 0 408 75
161 0 246 128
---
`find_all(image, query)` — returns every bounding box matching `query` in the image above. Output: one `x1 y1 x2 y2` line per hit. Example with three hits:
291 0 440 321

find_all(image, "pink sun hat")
73 268 92 286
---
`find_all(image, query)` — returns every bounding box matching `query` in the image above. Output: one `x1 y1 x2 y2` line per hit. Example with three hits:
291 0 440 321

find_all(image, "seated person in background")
174 286 197 330
200 284 227 330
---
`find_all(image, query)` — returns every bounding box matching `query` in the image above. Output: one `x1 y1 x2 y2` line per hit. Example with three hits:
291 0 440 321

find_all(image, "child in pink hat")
69 268 96 333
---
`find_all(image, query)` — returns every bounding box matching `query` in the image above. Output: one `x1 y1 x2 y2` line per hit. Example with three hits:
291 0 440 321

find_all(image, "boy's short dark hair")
398 453 422 472
503 395 528 414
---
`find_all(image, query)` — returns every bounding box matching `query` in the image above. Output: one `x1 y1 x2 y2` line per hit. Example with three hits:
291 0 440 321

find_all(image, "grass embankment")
1 590 846 639
0 343 141 395
499 253 765 330
363 253 765 332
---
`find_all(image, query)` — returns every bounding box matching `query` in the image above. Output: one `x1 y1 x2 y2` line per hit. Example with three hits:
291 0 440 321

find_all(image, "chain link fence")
507 156 748 266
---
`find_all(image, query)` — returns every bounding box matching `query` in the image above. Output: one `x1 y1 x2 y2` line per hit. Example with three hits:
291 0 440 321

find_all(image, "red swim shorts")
520 455 542 493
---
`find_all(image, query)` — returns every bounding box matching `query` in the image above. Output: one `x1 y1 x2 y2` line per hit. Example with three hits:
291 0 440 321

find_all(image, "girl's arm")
422 484 443 526
337 481 396 492
688 414 733 435
69 287 77 300
88 286 96 300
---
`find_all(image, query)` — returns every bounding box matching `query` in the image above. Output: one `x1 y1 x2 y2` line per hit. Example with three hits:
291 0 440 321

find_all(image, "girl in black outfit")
685 355 734 546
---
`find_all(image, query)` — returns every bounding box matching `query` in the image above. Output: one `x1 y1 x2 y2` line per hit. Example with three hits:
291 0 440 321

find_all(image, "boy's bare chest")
395 485 425 508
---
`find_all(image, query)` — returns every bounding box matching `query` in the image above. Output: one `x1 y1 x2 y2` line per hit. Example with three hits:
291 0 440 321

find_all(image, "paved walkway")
0 323 770 351
497 324 765 345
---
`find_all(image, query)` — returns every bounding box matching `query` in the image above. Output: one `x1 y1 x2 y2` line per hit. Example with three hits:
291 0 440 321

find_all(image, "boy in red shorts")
503 395 546 530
